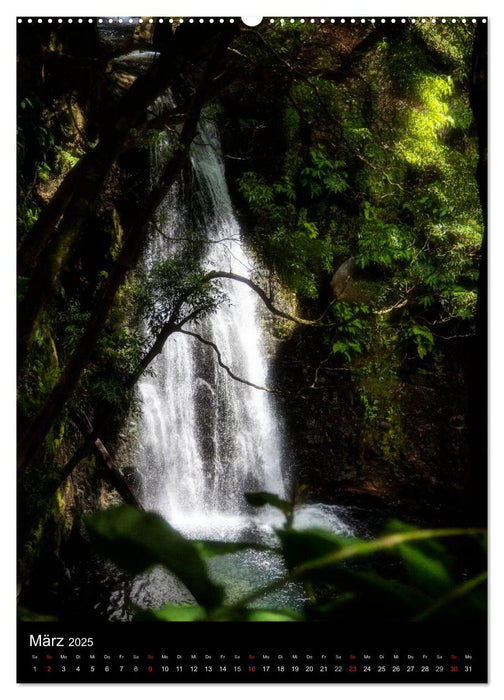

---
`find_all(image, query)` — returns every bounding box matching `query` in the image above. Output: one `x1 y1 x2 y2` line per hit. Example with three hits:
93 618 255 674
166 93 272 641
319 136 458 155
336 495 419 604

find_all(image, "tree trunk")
73 412 143 510
17 27 237 472
17 29 184 371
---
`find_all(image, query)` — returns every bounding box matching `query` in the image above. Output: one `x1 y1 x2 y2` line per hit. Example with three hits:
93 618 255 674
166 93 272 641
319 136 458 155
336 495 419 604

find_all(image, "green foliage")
403 321 434 360
300 150 348 198
84 498 486 623
17 21 485 613
134 603 207 621
330 303 371 362
234 20 482 378
356 219 415 269
238 171 333 297
18 607 58 622
133 254 227 338
85 506 223 609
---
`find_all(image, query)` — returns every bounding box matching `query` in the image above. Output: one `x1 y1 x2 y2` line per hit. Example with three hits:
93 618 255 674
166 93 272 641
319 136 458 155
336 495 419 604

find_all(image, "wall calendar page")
16 11 488 685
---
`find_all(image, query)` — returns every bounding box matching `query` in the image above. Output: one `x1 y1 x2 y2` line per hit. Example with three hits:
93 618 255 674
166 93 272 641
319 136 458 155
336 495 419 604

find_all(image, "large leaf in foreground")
193 540 273 558
85 506 223 609
278 524 485 578
245 608 303 621
278 528 359 572
133 604 206 622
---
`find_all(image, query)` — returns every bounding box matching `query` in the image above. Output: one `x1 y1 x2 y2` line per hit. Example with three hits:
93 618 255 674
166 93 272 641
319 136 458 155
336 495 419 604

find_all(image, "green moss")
272 317 296 340
18 487 67 584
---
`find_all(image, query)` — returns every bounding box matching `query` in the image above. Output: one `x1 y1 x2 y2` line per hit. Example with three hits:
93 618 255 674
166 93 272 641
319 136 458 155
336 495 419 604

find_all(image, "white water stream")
128 117 351 612
136 121 287 539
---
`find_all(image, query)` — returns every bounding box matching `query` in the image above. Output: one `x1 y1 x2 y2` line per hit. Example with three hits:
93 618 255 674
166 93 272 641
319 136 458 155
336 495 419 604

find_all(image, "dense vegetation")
17 18 486 620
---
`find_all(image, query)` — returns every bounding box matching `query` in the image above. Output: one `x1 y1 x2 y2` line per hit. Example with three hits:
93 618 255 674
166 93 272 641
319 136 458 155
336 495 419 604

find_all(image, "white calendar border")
2 2 502 699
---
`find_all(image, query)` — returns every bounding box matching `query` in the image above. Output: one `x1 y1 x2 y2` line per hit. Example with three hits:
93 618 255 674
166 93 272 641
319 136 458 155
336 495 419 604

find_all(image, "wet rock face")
330 257 355 298
273 326 471 520
330 257 369 303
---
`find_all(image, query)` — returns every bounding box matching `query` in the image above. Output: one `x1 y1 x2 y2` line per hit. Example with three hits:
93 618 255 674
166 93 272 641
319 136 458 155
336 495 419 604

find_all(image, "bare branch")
179 329 275 392
203 270 336 326
356 153 405 191
72 411 143 509
151 221 240 246
374 298 409 315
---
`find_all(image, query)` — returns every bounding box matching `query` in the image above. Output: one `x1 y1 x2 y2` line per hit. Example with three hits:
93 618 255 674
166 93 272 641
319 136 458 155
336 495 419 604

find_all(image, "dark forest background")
16 17 487 622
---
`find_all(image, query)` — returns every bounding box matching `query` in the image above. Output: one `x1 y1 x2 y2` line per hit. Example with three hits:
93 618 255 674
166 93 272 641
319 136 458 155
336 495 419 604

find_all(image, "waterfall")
124 109 350 615
136 119 286 538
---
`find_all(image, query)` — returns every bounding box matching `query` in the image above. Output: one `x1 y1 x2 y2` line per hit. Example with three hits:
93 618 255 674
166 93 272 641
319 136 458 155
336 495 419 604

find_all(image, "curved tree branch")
179 329 275 393
130 268 343 388
203 270 335 326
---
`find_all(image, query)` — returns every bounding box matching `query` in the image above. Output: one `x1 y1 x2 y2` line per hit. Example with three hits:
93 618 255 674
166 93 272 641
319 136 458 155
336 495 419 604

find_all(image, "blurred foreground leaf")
85 506 223 609
193 539 272 558
133 604 206 621
245 608 302 621
278 528 358 572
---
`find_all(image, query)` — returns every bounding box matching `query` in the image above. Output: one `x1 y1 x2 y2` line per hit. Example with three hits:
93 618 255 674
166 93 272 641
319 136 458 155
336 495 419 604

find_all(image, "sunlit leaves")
396 75 454 167
356 219 415 269
236 23 482 356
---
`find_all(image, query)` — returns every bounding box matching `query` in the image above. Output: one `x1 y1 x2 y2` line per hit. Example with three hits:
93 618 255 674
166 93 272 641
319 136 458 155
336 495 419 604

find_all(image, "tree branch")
203 270 335 326
72 412 143 509
316 24 396 84
17 33 177 276
123 70 236 149
179 329 275 393
130 269 343 387
17 37 183 373
17 27 237 473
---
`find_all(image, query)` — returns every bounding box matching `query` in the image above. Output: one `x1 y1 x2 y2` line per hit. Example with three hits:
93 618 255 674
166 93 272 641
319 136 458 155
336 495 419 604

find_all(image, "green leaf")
278 524 485 580
307 570 430 620
383 520 453 567
193 540 273 558
18 607 58 622
133 604 206 621
278 528 357 572
85 506 223 609
398 544 455 596
414 571 487 622
245 608 303 621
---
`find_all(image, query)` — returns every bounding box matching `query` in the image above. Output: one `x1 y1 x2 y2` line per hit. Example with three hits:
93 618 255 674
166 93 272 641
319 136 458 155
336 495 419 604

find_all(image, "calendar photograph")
16 14 488 683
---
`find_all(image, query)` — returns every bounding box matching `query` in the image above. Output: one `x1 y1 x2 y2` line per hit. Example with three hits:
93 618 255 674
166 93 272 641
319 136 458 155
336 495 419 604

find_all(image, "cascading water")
137 119 286 539
126 110 352 613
